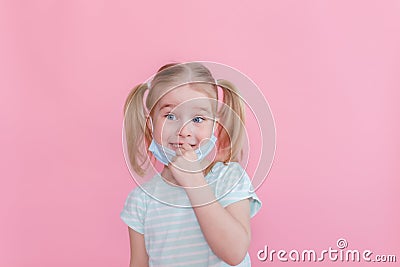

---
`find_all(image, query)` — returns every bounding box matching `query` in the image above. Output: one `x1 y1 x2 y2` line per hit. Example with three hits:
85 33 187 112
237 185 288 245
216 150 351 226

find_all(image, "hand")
168 143 208 188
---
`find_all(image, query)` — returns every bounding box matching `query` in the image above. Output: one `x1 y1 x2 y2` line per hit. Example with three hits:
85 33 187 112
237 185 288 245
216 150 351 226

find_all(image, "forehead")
155 84 216 111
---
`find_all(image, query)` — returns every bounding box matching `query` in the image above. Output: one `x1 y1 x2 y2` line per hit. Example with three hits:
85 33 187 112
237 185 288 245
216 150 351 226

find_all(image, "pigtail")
216 79 246 163
123 83 149 176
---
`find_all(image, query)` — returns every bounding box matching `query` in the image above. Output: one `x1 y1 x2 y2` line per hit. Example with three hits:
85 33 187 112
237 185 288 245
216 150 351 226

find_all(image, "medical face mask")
148 133 218 166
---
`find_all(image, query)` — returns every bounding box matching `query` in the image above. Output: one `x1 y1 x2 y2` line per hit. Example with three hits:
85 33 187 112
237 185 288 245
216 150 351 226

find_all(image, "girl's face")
151 84 216 151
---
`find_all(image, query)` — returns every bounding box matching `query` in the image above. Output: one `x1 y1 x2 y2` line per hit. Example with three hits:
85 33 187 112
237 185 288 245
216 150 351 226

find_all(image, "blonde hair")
123 62 246 176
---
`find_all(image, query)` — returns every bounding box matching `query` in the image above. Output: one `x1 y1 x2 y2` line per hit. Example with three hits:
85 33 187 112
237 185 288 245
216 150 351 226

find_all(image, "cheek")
197 123 214 140
151 120 162 143
153 120 174 143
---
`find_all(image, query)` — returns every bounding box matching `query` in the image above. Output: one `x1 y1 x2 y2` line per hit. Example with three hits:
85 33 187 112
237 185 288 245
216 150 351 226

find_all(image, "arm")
186 182 251 266
128 227 149 267
169 144 251 265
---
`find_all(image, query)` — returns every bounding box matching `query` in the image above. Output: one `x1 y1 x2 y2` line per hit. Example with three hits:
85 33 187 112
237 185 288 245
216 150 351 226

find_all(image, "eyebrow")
192 106 212 114
158 104 176 111
158 104 212 114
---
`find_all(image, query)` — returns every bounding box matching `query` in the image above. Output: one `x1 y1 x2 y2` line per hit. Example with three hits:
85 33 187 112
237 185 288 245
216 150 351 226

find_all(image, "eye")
192 116 205 123
166 113 176 120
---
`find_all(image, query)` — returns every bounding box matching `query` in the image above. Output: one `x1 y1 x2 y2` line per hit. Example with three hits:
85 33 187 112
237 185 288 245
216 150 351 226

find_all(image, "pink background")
1 1 399 266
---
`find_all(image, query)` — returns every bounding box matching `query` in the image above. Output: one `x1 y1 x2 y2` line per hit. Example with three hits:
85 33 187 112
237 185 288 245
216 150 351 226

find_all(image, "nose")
177 121 193 137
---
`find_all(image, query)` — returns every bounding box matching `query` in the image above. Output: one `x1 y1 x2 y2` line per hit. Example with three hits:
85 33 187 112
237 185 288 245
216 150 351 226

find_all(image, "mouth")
169 143 197 150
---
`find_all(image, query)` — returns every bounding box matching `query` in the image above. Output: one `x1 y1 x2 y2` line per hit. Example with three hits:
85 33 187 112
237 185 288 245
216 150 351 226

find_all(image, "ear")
146 115 154 135
214 119 223 136
215 123 232 161
146 116 154 133
213 118 222 136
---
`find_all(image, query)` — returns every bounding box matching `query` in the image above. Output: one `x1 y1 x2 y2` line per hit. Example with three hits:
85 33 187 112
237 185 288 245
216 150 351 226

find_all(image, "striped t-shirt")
120 161 262 266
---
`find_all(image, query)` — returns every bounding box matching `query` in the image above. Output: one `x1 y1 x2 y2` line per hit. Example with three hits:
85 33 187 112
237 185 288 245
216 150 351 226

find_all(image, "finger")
176 143 191 155
181 143 198 162
181 143 193 152
175 149 183 156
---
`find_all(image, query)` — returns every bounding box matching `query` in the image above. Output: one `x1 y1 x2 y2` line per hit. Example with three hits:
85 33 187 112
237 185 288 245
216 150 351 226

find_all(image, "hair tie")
214 79 218 86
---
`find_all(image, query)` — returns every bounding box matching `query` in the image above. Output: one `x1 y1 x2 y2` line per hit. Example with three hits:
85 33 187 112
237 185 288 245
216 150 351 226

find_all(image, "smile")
170 143 197 149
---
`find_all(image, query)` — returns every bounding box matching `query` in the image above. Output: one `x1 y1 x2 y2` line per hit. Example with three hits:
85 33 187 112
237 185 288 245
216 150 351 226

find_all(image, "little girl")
121 62 261 267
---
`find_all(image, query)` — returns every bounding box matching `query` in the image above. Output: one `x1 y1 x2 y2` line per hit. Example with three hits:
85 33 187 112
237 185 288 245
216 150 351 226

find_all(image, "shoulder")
126 185 146 200
122 186 148 214
209 161 245 175
207 161 251 196
210 161 262 217
124 175 162 205
130 174 163 195
209 161 249 185
120 176 162 215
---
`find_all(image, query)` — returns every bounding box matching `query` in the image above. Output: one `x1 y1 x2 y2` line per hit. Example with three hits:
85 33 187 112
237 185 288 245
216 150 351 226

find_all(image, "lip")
169 143 197 150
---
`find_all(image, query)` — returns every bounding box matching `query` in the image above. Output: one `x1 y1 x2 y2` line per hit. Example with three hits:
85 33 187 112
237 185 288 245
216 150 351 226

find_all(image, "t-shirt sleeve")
216 163 262 218
120 186 147 234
